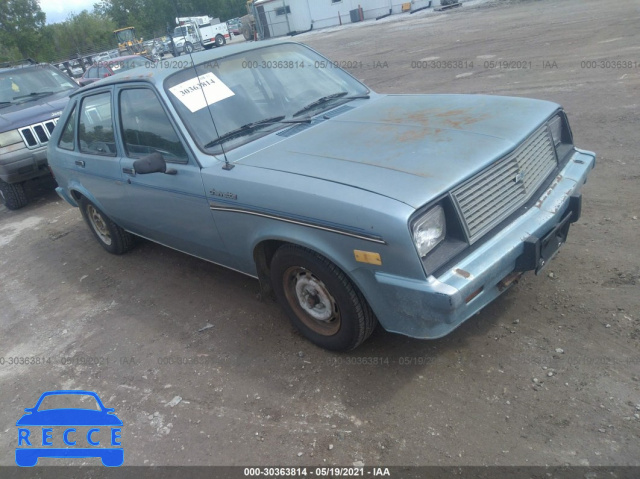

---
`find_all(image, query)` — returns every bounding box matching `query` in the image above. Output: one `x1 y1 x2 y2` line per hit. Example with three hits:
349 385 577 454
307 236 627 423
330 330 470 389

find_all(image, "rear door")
74 88 129 223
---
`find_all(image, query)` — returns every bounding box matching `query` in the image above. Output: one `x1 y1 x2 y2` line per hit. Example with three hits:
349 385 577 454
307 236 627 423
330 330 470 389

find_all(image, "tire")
270 244 376 351
242 25 253 41
215 35 226 47
79 197 134 255
0 179 28 210
184 42 194 54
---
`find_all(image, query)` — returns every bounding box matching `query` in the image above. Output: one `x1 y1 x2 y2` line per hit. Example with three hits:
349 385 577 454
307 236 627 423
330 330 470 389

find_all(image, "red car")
78 55 150 87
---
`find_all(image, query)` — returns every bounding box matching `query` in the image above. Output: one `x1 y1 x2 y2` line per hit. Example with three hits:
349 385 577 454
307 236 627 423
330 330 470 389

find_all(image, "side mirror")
133 152 178 175
134 152 167 174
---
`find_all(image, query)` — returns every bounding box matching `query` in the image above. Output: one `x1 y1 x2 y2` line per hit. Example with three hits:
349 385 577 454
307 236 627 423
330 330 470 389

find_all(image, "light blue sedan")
47 41 595 350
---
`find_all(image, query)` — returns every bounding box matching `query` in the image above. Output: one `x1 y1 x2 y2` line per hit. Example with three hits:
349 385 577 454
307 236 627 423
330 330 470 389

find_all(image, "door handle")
122 167 135 176
75 160 85 167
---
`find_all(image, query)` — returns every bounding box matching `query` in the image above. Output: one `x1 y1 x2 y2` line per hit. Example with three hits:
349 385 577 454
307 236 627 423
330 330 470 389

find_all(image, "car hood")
0 91 74 131
236 94 560 208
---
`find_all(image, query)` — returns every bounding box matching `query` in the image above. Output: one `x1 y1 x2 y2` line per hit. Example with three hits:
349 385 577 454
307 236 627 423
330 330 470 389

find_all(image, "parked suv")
0 59 78 209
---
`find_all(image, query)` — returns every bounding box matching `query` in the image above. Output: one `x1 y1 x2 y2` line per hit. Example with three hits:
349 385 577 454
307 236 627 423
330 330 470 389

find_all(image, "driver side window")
119 88 188 163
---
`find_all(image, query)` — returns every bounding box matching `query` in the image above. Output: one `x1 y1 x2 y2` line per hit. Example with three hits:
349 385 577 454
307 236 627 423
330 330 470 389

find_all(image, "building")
252 0 453 39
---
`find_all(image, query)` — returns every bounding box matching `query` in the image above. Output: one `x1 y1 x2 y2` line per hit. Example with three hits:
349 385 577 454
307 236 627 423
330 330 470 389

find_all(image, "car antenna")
171 0 233 171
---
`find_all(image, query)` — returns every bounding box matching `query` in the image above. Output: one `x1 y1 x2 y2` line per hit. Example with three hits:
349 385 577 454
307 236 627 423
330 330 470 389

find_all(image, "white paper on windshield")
169 72 235 113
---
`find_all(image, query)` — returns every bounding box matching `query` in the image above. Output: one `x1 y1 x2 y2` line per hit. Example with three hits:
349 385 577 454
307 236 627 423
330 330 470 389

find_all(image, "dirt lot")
1 0 638 472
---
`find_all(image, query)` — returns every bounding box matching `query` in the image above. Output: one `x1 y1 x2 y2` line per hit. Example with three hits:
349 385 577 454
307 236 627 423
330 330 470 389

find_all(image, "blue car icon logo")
15 390 123 467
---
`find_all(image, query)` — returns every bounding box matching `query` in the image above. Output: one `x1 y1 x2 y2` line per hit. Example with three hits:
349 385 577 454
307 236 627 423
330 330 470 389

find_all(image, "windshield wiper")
204 115 312 148
12 91 55 101
0 101 12 108
293 92 370 117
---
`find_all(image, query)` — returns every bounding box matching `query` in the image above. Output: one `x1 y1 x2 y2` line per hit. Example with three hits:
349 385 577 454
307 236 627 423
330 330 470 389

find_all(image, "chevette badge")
209 189 237 200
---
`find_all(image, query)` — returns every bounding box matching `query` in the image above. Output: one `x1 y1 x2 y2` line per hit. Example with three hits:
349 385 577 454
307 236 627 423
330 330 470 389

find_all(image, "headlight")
548 115 563 147
0 129 23 148
412 205 446 258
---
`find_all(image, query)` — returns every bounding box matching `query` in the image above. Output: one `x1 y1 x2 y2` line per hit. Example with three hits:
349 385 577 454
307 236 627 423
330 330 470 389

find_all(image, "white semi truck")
173 16 230 55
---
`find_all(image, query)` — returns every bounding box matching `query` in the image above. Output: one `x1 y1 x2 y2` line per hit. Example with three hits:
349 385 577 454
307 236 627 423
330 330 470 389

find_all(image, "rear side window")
119 88 188 162
79 92 117 156
58 105 76 151
86 67 99 79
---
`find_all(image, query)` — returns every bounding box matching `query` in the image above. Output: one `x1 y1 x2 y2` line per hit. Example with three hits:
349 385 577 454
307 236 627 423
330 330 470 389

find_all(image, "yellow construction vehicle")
240 1 257 41
113 27 148 56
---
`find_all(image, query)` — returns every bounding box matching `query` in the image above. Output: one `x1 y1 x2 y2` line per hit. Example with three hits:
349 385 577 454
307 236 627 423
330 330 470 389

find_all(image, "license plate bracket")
536 210 573 274
514 194 582 274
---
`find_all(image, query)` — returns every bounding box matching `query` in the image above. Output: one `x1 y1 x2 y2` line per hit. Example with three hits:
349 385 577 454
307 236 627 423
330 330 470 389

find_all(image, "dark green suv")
0 59 78 209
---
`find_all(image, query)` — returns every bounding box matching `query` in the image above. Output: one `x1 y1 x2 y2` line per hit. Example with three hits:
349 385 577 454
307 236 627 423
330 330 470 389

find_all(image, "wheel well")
70 190 84 202
253 240 286 300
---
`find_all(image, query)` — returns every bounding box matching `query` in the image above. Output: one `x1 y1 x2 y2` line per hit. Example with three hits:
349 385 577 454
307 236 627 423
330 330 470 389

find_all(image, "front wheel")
0 179 28 210
270 245 376 351
183 42 194 54
79 197 134 255
215 34 226 47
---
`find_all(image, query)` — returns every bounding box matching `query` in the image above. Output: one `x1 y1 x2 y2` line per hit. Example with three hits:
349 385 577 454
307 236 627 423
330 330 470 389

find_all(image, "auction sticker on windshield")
169 72 235 112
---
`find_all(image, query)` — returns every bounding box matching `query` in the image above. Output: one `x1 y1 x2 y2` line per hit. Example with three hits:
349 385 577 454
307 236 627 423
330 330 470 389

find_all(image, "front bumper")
369 148 596 339
0 144 50 183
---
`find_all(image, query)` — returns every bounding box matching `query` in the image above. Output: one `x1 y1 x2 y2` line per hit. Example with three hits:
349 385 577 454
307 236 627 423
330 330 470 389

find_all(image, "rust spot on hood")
387 107 490 143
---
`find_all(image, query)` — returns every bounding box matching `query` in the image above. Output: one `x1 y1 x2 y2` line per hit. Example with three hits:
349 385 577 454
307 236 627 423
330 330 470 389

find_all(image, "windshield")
0 66 77 105
164 43 369 153
173 26 188 37
115 28 136 43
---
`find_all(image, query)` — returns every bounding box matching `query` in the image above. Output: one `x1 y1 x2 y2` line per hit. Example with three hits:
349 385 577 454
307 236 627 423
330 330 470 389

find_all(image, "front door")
115 85 224 260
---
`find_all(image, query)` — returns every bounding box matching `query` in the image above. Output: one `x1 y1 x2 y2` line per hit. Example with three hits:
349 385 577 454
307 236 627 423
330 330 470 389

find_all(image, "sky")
40 0 97 24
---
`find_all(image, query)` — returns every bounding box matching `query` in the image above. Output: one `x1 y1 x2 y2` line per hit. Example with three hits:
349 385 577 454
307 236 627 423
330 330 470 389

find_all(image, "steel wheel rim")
87 205 112 246
283 266 340 335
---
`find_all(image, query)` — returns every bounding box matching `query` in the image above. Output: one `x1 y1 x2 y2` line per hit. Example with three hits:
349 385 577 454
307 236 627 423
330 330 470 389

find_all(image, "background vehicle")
241 1 257 40
93 50 120 64
77 56 152 87
173 16 230 54
113 27 149 56
227 18 242 36
0 59 78 209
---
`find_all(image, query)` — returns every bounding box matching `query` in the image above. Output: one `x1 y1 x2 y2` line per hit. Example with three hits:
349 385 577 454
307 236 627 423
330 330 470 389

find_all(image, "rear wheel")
270 244 376 351
0 179 28 210
79 197 134 255
215 34 226 47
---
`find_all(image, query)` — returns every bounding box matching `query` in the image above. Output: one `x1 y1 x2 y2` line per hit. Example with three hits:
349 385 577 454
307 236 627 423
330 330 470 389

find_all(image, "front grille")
18 118 59 149
452 126 557 243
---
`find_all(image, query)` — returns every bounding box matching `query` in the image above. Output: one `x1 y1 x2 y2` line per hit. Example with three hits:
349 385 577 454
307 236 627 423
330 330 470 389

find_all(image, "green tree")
0 0 46 61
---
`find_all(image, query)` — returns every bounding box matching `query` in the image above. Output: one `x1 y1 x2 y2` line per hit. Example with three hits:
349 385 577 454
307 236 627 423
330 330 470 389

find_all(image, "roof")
0 58 41 72
74 38 298 95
